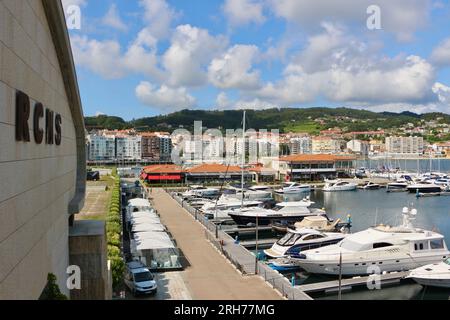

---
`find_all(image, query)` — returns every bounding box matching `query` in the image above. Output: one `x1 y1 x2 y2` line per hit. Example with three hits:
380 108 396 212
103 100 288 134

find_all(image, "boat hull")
292 254 448 276
229 213 312 227
409 277 450 288
407 186 442 193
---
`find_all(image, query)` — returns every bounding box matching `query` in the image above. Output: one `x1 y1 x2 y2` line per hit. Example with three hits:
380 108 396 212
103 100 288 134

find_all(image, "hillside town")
86 118 450 164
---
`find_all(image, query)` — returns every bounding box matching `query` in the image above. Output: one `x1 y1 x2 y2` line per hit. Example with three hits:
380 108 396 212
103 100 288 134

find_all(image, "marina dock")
147 189 283 300
297 271 409 294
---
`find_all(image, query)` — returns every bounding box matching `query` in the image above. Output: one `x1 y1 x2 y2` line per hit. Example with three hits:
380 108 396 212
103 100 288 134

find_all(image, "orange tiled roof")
280 154 356 162
143 164 184 174
186 163 243 173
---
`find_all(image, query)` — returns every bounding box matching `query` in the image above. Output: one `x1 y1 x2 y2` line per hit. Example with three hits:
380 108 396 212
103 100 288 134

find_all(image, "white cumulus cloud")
208 45 260 90
431 38 450 67
136 82 196 111
102 4 128 32
223 0 266 27
268 0 432 42
163 24 228 87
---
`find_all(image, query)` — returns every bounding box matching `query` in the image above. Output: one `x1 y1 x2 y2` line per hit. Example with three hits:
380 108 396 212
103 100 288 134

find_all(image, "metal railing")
168 191 313 300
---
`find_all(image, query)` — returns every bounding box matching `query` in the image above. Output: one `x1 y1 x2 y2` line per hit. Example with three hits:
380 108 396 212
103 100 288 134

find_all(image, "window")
373 242 393 249
430 239 444 249
303 234 324 241
134 271 153 282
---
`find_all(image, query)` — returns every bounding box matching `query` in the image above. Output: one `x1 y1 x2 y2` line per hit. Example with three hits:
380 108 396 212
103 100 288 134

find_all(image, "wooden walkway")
297 271 409 294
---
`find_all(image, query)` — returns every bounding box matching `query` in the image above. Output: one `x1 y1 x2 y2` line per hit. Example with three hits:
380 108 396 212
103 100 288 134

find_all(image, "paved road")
148 189 281 300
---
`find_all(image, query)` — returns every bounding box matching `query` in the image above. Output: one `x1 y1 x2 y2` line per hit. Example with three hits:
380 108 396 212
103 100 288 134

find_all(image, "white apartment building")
385 136 424 155
115 136 142 160
87 134 116 161
290 137 312 155
346 139 369 156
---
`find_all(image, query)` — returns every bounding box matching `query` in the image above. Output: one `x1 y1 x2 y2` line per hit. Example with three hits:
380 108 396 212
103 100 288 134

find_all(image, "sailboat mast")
241 110 246 208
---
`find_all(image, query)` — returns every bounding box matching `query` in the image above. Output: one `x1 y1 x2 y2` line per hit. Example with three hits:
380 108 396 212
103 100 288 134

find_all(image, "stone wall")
0 0 80 299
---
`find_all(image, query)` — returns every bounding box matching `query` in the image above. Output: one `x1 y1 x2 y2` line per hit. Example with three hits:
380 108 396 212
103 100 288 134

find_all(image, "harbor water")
275 189 450 300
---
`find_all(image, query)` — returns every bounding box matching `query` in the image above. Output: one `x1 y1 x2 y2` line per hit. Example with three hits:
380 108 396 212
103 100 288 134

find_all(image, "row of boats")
265 207 450 288
179 184 450 289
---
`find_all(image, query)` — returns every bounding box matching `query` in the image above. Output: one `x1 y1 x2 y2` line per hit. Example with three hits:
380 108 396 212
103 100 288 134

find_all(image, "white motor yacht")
407 258 450 288
290 207 449 275
222 186 273 201
181 187 221 199
323 179 357 192
227 199 326 226
264 228 347 259
274 182 311 194
406 181 442 194
387 178 411 191
200 198 263 219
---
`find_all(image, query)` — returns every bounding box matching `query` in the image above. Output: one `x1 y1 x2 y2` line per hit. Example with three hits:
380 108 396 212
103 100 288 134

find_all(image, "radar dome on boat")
410 209 417 216
402 207 409 214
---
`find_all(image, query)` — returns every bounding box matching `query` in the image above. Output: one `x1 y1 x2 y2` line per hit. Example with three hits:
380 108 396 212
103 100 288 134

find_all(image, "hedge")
105 169 125 290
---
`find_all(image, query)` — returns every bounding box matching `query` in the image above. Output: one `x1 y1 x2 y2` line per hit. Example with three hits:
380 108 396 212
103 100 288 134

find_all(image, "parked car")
87 171 100 181
124 261 157 296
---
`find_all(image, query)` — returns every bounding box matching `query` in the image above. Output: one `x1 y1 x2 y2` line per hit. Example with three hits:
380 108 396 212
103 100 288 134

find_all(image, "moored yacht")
407 258 450 288
227 199 326 227
387 178 411 191
360 181 381 190
264 228 347 259
290 207 449 275
323 179 357 192
200 198 263 219
181 187 221 199
274 182 311 194
406 182 443 194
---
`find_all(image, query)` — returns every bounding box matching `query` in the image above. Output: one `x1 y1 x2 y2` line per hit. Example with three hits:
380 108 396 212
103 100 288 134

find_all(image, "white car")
124 261 157 296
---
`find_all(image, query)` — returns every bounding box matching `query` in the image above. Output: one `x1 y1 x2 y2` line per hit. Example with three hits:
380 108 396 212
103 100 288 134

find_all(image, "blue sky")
62 0 450 120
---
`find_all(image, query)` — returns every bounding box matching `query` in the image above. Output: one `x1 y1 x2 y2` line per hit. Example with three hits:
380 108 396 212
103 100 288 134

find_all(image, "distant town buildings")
312 136 343 154
346 139 369 157
289 136 312 155
87 130 172 162
385 136 424 156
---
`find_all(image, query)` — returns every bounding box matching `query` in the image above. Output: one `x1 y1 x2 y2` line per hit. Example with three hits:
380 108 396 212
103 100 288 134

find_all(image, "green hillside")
84 107 448 134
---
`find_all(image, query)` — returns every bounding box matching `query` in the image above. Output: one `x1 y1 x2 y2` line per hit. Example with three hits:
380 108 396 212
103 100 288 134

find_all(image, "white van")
124 261 157 296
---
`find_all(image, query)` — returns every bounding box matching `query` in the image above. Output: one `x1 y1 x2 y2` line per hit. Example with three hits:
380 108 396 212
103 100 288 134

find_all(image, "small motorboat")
359 181 381 190
267 258 300 272
407 258 450 288
323 179 357 192
274 182 311 194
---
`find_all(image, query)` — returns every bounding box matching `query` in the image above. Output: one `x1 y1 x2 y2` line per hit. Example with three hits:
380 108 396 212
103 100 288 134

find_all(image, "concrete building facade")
0 0 87 299
385 136 424 155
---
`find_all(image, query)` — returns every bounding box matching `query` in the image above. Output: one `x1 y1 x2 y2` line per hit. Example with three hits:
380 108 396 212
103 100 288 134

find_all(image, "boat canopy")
128 198 151 207
130 216 162 225
131 222 164 233
134 231 172 242
129 211 159 219
132 236 176 251
294 216 331 230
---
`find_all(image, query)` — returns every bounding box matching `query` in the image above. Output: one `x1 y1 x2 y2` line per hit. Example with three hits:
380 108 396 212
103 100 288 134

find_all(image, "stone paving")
77 184 110 220
148 189 282 300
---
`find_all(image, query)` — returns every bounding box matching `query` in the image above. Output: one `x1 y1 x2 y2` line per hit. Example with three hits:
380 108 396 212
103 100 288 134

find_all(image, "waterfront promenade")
148 189 282 300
